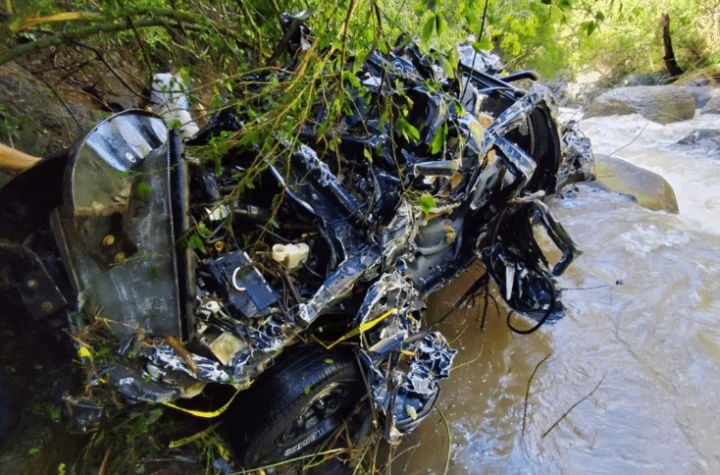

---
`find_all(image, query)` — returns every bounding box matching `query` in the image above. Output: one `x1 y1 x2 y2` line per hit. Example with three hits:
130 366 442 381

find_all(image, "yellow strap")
169 422 221 448
318 308 396 350
163 386 244 419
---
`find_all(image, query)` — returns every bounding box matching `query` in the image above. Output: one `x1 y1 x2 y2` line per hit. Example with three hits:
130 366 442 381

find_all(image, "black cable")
506 277 556 335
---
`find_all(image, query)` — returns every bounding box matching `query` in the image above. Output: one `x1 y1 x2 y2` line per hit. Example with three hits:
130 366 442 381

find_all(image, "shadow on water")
394 264 555 475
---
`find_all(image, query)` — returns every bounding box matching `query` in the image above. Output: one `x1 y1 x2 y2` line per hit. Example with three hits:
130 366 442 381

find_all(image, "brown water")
397 184 720 475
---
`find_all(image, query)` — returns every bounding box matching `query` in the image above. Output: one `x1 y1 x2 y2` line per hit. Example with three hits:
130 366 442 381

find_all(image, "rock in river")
584 86 696 124
701 90 720 115
675 129 720 156
593 154 679 213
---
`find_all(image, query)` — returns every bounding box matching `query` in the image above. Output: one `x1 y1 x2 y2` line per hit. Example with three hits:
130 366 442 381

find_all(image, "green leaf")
419 194 436 214
145 408 164 426
136 181 152 200
430 123 446 155
557 0 572 10
304 385 311 395
241 177 255 190
473 39 493 52
465 13 481 32
439 55 455 79
581 20 596 36
198 222 212 236
324 358 334 364
342 71 361 89
189 234 205 251
422 16 435 44
240 130 259 146
317 117 332 137
363 148 373 163
448 47 459 70
397 118 420 142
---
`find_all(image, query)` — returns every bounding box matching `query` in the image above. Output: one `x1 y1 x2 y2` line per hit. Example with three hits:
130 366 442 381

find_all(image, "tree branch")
0 11 252 67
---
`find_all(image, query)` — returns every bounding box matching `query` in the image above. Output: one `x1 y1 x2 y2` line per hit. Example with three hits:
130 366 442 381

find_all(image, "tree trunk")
661 12 683 77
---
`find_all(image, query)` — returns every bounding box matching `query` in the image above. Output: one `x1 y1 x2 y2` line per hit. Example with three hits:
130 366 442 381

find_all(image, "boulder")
593 154 679 213
701 90 720 114
684 85 714 109
584 86 695 124
675 129 720 156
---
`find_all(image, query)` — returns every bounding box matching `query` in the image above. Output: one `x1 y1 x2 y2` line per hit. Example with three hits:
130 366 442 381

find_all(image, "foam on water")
563 108 720 235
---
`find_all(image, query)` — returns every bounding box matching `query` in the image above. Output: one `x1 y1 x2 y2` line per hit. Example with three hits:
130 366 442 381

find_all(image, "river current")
398 109 720 474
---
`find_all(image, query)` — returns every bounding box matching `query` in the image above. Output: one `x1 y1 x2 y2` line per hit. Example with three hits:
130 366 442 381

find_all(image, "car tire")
226 345 365 469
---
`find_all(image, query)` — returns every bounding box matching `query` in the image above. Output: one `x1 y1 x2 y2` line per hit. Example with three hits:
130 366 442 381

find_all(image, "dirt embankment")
0 42 150 186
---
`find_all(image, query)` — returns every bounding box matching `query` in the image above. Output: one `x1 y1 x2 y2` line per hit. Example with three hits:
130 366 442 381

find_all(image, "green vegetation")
567 0 720 83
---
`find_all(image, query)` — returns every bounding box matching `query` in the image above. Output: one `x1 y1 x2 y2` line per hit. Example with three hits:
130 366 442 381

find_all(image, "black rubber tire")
225 345 364 469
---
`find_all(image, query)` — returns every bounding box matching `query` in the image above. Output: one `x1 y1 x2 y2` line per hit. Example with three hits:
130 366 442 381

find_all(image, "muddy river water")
398 110 720 474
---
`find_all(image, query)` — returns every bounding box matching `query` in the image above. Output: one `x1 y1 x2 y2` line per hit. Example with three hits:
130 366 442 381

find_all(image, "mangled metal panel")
53 111 186 339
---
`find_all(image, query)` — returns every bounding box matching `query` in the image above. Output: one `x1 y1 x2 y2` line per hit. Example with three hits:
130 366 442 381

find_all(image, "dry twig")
541 374 606 439
522 352 552 436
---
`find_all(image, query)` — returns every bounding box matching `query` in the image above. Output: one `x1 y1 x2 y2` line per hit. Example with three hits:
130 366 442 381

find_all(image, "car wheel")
226 345 365 469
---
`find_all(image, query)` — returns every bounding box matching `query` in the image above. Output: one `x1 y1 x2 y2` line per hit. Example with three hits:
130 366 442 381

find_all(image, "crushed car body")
0 20 593 467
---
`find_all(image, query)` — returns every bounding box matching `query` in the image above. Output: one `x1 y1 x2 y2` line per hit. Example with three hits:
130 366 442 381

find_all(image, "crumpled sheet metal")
352 272 457 440
61 17 591 443
359 327 457 441
392 332 456 434
559 120 596 188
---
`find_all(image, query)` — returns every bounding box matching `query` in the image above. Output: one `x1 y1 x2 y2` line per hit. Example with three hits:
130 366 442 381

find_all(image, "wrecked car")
0 32 592 469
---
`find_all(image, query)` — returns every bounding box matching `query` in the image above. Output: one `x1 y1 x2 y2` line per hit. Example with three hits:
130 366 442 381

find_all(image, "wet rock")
584 86 695 124
675 129 720 156
552 70 606 108
700 90 720 114
683 85 714 109
593 154 679 213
